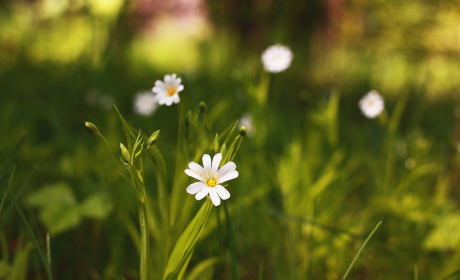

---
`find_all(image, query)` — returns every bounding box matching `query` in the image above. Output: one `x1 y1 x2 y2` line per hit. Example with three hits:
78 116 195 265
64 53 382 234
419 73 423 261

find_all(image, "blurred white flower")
359 90 385 118
261 44 293 73
185 153 238 206
239 113 255 137
152 74 184 106
134 92 158 116
100 95 114 110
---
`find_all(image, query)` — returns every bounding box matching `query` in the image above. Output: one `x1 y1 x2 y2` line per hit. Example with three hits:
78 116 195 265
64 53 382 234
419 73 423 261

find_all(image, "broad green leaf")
39 203 81 235
163 199 212 280
28 183 76 207
79 193 113 219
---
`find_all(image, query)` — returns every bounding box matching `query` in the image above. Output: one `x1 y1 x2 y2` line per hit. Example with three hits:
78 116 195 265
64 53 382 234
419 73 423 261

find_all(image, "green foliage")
2 0 460 279
28 183 112 234
163 199 213 280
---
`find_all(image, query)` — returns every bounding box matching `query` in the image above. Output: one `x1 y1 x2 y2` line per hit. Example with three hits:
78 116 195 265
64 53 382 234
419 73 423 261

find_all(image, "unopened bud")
148 130 160 147
212 134 219 153
85 122 99 135
239 126 247 137
120 143 130 164
199 101 207 114
220 143 227 155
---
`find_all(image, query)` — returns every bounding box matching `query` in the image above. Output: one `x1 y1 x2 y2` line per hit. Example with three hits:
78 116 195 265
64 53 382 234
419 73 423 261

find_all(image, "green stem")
138 200 150 280
342 221 382 280
223 203 238 280
97 133 132 185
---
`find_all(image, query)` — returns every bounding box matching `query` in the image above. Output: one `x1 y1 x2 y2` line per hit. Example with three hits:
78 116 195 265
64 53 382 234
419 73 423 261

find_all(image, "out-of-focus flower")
359 90 385 118
261 44 293 73
134 92 158 116
239 113 255 137
100 95 114 110
152 74 184 106
184 153 238 206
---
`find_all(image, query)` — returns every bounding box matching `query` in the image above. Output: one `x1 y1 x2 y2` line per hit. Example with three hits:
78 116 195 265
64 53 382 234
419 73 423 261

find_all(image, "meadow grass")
1 1 460 279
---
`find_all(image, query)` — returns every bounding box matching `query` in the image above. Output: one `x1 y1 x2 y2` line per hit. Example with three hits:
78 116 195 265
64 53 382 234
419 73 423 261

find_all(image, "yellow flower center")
166 86 177 97
207 178 217 187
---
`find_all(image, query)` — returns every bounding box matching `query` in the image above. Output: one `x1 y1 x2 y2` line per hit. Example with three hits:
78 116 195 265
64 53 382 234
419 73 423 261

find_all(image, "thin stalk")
138 200 150 280
97 134 132 186
46 233 52 269
342 221 382 280
223 203 238 280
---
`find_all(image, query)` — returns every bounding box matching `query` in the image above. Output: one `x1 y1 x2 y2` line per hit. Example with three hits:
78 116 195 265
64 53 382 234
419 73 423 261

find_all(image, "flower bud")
148 130 160 147
239 126 247 137
120 143 131 164
212 134 219 153
199 101 207 114
85 122 99 135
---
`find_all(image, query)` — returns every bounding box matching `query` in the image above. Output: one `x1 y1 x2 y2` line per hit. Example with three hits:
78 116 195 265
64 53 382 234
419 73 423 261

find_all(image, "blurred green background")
1 0 460 279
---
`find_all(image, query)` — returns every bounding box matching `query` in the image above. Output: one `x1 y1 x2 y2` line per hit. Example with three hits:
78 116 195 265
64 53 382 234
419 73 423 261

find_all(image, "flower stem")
138 200 150 280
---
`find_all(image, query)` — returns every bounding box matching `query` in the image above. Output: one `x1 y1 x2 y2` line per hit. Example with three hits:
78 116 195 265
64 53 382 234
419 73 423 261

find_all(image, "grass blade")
223 202 238 280
441 267 460 280
342 221 382 280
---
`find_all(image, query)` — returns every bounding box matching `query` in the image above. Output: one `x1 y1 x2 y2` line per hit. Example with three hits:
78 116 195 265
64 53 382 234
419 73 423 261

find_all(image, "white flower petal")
211 153 222 174
157 96 168 105
215 185 230 200
186 182 206 194
154 80 165 89
152 86 165 94
218 170 238 184
202 154 212 172
217 161 236 178
172 94 180 104
188 162 205 175
176 84 184 92
185 169 205 182
195 188 210 200
164 74 172 84
165 98 173 106
209 189 221 206
175 77 182 87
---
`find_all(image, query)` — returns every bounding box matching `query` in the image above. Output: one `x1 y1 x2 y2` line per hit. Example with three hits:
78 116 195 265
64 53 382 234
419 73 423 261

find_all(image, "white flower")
134 92 158 116
152 74 184 106
184 153 238 206
261 44 293 73
239 113 255 137
359 90 385 118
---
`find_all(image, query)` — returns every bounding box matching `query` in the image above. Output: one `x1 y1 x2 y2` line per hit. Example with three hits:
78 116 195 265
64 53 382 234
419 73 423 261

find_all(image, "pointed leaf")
163 199 212 280
115 105 137 151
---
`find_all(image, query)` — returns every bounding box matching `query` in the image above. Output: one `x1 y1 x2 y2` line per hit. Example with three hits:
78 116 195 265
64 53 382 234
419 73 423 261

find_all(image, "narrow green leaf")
441 267 460 280
126 165 146 202
342 221 382 280
163 199 212 280
185 257 223 280
114 105 137 151
224 203 238 280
